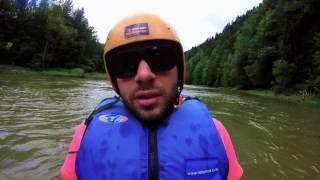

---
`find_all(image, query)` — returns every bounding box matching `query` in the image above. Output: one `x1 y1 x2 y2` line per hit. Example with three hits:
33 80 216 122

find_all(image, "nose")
134 60 156 83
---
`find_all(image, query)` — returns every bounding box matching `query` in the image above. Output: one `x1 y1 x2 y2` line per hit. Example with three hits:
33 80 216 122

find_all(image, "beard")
120 83 178 124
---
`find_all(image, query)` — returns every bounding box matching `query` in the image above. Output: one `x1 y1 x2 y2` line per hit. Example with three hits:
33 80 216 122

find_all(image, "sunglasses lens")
107 41 181 79
146 45 179 73
109 52 140 79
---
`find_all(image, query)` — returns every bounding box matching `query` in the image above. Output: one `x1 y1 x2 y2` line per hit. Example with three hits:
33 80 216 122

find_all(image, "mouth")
135 90 161 107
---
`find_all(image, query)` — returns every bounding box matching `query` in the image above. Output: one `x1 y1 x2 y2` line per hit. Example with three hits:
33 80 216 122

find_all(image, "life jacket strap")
84 96 120 126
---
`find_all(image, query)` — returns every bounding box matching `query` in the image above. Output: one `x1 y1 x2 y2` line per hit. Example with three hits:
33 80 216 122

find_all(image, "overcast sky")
73 0 262 50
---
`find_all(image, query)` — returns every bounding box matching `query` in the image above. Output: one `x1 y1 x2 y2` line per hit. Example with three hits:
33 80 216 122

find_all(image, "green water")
0 72 319 179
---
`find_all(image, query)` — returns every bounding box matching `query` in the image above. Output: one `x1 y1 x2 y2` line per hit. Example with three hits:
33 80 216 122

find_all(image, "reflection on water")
0 75 319 179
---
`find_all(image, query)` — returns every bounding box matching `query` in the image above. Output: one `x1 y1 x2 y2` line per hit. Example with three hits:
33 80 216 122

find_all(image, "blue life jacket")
76 96 228 180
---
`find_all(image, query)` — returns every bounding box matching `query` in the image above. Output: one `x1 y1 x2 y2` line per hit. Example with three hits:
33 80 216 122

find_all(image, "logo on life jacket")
99 114 128 123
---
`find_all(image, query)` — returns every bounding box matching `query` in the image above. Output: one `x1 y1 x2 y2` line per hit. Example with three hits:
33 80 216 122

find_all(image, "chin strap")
175 88 181 105
176 86 187 105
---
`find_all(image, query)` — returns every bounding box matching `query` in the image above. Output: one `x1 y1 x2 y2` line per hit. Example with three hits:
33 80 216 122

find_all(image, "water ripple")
248 120 274 138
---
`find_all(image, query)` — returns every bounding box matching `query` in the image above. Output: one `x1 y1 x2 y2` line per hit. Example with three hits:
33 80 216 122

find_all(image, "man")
60 13 243 180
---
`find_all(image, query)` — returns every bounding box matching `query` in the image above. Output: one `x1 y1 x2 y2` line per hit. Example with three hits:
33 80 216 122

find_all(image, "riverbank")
1 65 319 105
0 65 106 80
188 85 320 106
241 89 320 105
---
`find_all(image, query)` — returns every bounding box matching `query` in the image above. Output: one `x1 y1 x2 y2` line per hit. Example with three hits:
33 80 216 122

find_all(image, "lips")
135 90 161 107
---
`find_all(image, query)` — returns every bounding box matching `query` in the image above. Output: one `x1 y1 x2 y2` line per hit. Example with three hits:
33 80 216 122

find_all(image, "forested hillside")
186 0 320 93
2 0 320 94
0 0 103 72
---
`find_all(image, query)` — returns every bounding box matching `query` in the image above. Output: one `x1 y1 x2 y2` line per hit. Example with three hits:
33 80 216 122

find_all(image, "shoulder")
213 119 243 180
95 96 120 110
177 94 199 105
59 121 87 179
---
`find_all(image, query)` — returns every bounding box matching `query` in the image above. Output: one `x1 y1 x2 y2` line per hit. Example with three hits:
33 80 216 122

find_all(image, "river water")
0 72 319 179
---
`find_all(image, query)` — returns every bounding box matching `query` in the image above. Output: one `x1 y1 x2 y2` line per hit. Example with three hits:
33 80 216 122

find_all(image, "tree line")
0 0 104 72
2 0 320 94
186 0 320 94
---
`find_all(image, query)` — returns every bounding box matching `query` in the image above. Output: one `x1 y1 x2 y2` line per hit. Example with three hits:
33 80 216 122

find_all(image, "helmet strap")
175 86 182 105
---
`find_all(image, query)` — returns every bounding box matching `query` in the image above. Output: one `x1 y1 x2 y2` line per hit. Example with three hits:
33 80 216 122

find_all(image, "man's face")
116 60 178 122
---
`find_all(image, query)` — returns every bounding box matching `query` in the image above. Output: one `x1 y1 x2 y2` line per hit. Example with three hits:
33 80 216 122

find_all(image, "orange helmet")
103 13 186 94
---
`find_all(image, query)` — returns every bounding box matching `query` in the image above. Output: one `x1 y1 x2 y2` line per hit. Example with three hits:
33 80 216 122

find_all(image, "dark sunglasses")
106 41 181 79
